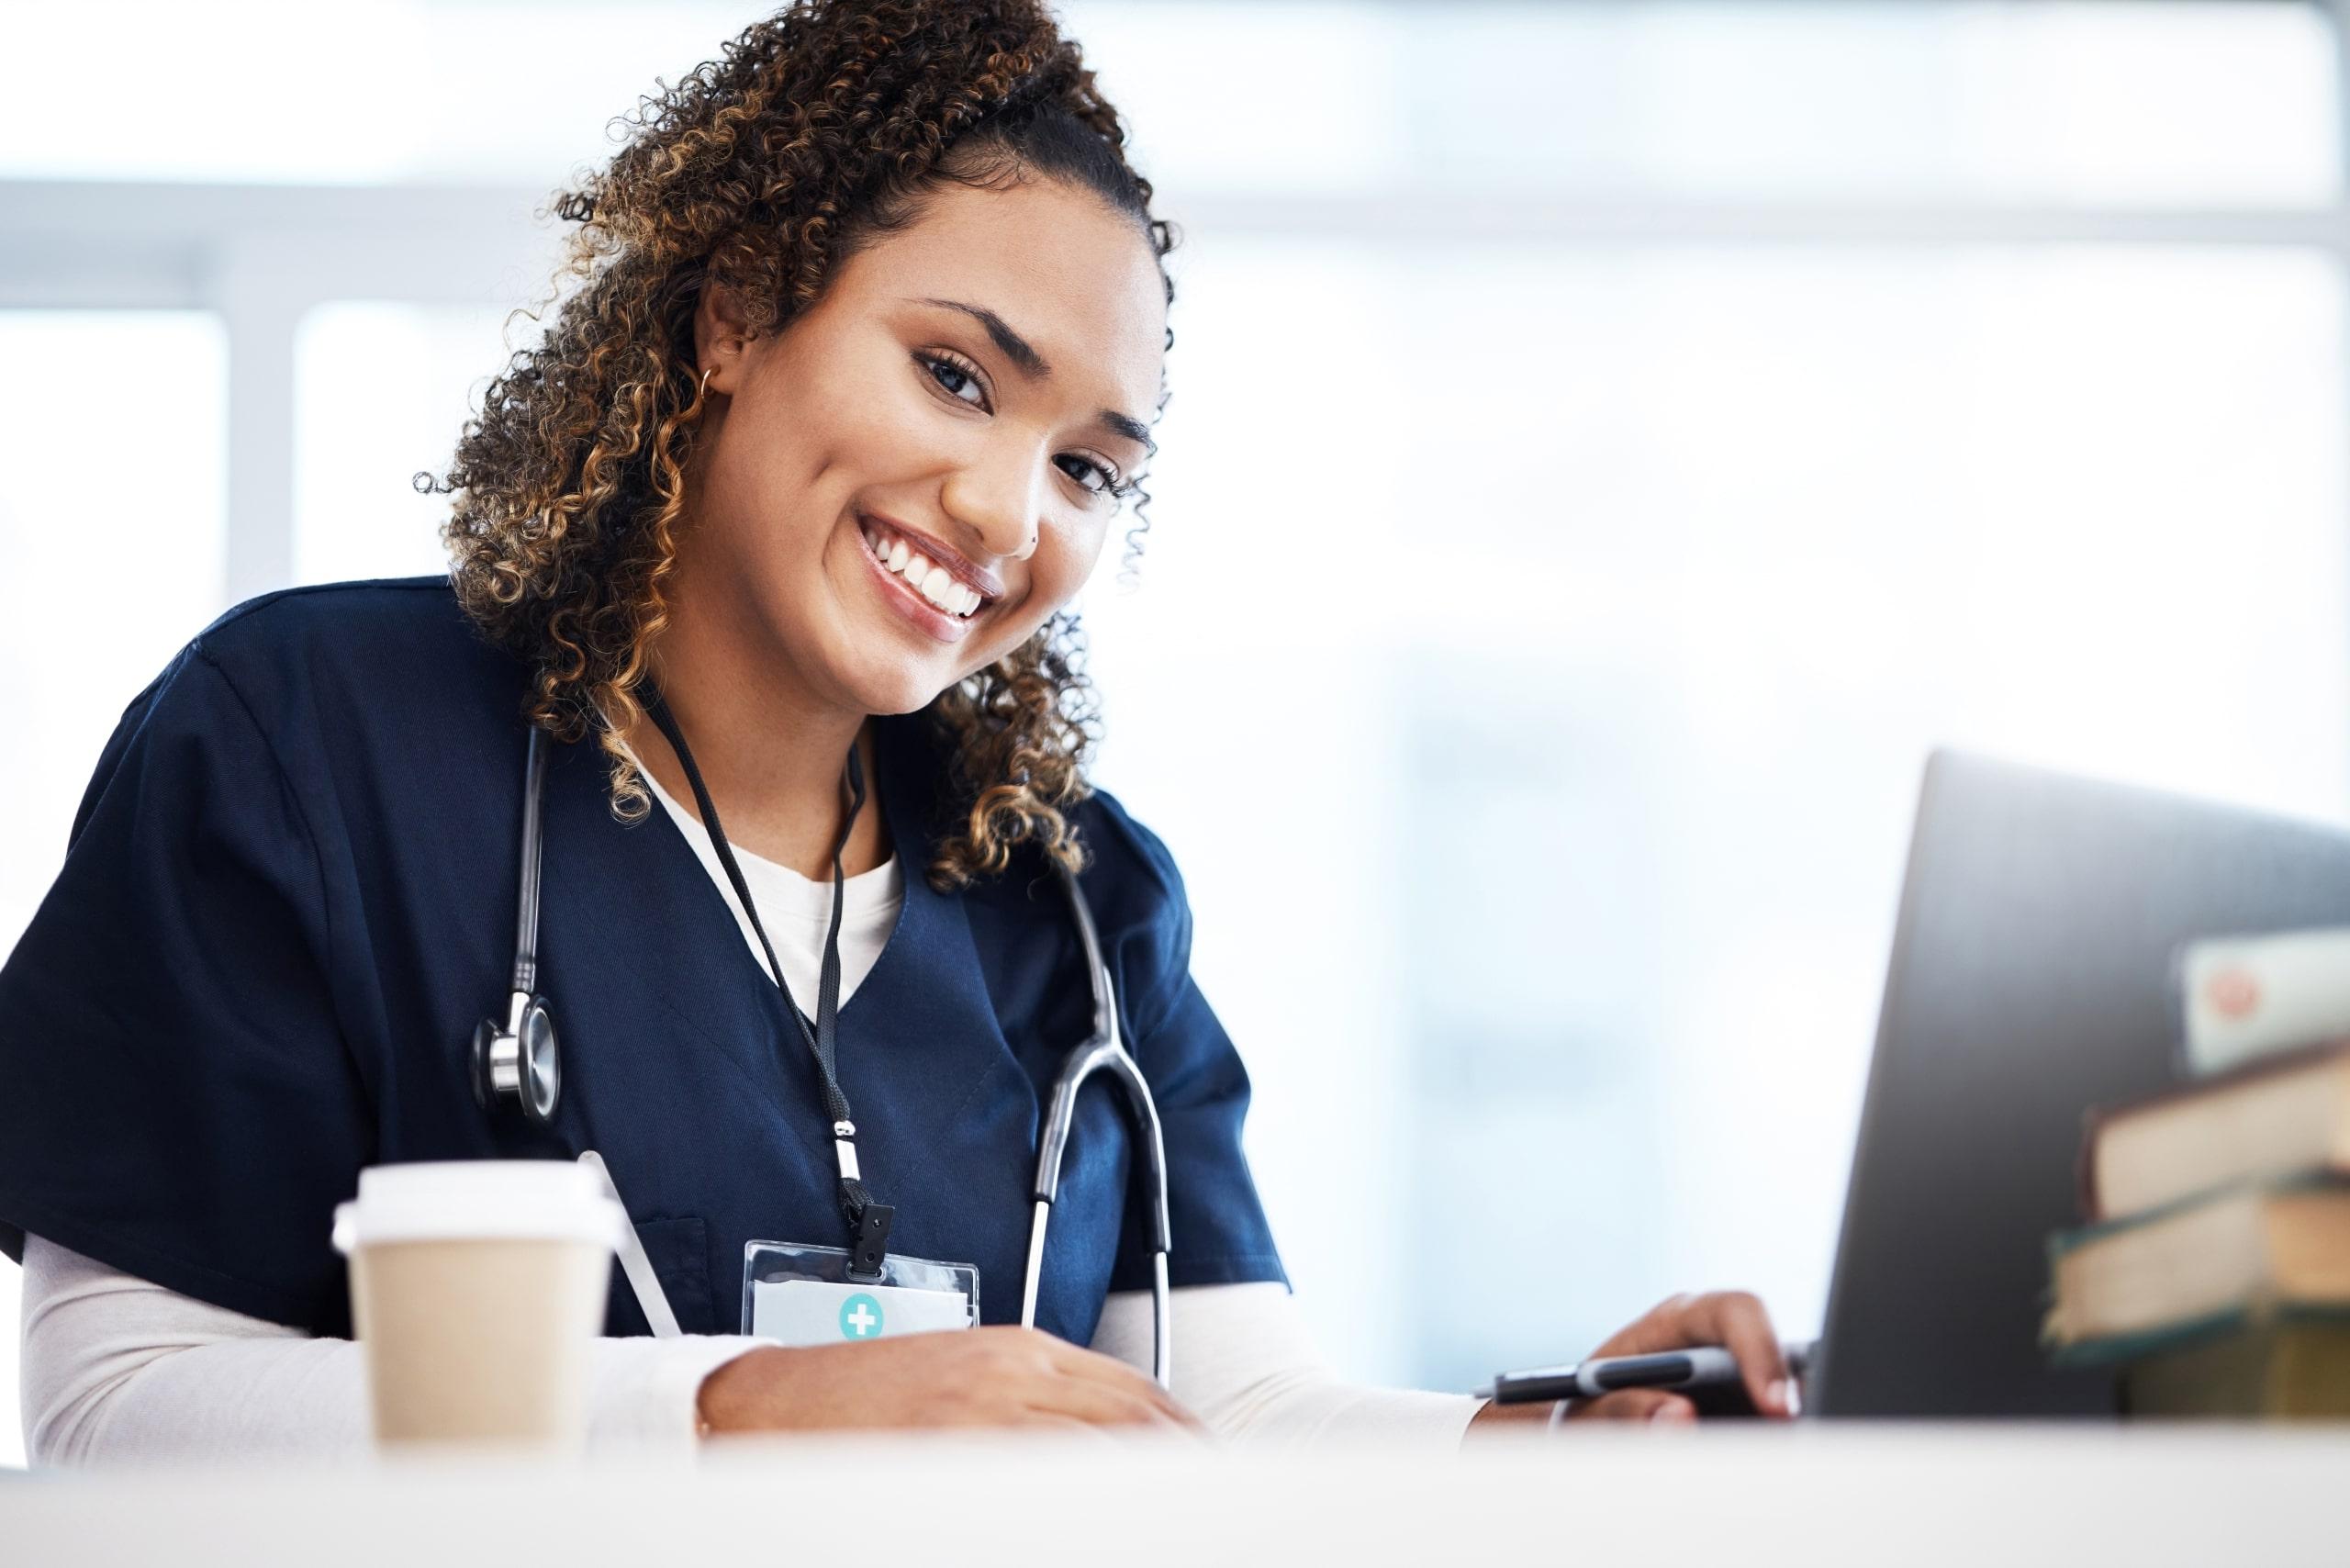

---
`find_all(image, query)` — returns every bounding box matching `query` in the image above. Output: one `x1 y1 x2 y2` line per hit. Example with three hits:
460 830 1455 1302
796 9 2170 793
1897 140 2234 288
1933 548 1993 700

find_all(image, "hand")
696 1326 1205 1437
1563 1289 1795 1422
1467 1289 1796 1437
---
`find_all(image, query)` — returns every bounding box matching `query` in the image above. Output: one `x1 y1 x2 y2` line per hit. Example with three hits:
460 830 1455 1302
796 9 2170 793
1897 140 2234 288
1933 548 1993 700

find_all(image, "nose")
940 436 1046 562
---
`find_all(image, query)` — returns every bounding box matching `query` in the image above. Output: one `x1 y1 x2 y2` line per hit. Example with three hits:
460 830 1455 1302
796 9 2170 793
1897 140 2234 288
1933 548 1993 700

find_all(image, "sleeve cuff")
588 1335 767 1455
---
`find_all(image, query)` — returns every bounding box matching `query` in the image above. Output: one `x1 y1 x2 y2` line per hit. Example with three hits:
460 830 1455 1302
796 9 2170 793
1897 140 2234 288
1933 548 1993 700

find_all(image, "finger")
1093 1381 1203 1435
1567 1390 1695 1424
1029 1374 1188 1430
1042 1338 1205 1430
919 1397 1059 1432
1013 1411 1117 1443
1680 1291 1793 1417
1586 1293 1697 1359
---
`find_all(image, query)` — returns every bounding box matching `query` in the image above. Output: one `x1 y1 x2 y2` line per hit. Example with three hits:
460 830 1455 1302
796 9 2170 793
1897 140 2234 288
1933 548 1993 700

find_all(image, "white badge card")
742 1239 979 1346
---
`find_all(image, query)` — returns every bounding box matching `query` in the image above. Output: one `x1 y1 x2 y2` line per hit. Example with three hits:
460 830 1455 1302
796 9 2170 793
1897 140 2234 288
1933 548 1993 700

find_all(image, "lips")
857 512 1004 605
855 521 980 644
862 522 986 618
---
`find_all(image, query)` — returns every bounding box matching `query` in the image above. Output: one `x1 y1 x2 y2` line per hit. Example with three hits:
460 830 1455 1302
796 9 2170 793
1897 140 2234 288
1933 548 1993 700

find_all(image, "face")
680 174 1167 717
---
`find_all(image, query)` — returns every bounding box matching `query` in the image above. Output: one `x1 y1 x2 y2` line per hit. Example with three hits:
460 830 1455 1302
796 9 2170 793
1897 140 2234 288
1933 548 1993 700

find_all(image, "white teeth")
866 528 979 618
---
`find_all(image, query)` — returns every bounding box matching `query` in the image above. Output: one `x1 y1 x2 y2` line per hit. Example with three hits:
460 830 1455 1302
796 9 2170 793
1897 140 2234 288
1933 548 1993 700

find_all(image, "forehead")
836 177 1167 417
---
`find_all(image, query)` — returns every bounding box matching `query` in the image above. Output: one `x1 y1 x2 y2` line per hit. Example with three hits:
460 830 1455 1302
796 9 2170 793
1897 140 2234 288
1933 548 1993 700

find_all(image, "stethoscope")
469 722 1173 1385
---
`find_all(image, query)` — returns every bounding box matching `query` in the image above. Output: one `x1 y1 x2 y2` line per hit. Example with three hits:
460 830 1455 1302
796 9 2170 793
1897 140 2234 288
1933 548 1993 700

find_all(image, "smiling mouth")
859 521 989 621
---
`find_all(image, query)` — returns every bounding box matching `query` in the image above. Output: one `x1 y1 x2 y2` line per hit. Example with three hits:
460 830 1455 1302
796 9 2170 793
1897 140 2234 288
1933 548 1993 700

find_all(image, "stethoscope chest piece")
473 991 560 1126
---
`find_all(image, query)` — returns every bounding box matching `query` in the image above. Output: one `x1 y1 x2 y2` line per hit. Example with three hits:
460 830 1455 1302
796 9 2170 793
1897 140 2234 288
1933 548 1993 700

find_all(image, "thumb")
1566 1389 1696 1424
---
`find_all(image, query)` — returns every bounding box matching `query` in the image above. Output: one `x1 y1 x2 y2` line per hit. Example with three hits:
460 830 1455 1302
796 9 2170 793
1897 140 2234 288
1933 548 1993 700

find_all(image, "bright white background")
6 0 2350 1461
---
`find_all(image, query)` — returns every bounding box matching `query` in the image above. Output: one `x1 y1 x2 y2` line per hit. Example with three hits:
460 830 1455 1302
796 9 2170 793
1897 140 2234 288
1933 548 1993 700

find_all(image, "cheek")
802 339 956 466
1029 516 1110 609
978 518 1108 655
710 354 923 518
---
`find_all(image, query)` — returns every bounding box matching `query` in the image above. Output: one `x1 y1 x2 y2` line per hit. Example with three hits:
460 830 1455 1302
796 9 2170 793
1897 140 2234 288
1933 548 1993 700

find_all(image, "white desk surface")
6 1423 2345 1566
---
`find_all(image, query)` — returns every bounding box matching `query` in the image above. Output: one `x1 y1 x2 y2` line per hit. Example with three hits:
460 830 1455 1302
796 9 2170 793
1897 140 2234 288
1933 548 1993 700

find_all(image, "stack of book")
2042 938 2350 1416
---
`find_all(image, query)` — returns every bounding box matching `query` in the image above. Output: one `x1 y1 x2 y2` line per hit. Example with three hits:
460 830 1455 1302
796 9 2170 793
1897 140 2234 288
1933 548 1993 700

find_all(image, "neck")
625 590 890 881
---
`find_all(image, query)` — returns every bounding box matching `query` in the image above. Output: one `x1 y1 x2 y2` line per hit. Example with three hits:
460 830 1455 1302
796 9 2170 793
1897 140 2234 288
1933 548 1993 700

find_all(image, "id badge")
742 1239 979 1345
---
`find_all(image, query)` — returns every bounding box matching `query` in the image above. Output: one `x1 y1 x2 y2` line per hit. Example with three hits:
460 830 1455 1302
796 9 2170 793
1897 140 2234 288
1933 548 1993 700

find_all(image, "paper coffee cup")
332 1160 623 1450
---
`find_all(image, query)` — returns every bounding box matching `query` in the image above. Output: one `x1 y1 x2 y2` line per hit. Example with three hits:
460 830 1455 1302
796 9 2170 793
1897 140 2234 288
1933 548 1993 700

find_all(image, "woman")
0 0 1792 1459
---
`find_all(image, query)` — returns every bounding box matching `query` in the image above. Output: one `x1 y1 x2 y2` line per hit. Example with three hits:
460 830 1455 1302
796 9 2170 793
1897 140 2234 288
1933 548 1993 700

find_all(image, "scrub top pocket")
606 1215 713 1336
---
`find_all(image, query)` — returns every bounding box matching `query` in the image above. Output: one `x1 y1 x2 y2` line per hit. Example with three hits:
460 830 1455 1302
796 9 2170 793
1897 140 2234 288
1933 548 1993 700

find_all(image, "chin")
850 662 967 718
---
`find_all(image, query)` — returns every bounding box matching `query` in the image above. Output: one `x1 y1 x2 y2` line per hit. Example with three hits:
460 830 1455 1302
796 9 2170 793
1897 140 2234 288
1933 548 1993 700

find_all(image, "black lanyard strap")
640 688 893 1279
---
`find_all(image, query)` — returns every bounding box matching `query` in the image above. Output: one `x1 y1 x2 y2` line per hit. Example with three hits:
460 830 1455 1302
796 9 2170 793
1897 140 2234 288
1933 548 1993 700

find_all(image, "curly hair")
420 0 1176 891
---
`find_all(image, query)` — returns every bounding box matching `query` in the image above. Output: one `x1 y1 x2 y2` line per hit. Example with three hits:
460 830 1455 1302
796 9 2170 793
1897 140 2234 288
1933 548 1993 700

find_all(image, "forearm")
28 1327 370 1465
1091 1283 1483 1449
20 1234 761 1466
1465 1397 1556 1438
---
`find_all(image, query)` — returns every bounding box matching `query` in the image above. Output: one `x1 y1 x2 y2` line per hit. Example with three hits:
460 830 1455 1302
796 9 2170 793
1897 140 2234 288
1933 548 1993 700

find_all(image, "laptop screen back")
1810 750 2350 1416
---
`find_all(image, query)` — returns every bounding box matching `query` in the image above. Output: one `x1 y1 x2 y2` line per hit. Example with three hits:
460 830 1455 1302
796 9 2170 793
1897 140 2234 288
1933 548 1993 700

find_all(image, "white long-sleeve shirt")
15 767 1483 1463
19 1241 1477 1463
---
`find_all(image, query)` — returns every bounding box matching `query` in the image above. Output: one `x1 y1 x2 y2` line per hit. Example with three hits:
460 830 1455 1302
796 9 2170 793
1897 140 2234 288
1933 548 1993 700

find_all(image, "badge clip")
848 1203 894 1282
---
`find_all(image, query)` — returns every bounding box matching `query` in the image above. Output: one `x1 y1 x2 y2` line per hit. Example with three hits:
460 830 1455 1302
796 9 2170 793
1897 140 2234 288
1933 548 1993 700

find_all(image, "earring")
698 365 716 401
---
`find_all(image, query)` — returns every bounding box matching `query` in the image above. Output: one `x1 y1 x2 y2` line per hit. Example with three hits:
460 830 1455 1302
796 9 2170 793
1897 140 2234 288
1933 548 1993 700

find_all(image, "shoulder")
880 720 1214 1046
188 575 495 691
879 711 1187 924
1065 783 1199 1026
76 577 522 838
1068 783 1187 918
140 576 519 745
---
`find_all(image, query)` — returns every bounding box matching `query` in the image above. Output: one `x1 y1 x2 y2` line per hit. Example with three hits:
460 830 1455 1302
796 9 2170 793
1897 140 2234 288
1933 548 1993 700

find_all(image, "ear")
693 277 760 395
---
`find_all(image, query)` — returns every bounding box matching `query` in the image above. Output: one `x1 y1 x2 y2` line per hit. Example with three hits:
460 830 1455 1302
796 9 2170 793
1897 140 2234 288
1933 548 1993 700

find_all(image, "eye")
1057 453 1128 501
916 349 989 409
917 347 1136 504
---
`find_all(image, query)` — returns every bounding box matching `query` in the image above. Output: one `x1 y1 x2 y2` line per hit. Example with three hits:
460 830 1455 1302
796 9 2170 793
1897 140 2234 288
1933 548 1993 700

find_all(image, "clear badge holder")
742 1239 979 1346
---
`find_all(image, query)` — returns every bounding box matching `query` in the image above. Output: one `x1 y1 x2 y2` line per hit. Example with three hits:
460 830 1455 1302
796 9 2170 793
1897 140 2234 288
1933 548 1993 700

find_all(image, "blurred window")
1 2 2334 204
2 1 2346 1432
294 302 515 586
1082 241 2349 1386
0 313 228 953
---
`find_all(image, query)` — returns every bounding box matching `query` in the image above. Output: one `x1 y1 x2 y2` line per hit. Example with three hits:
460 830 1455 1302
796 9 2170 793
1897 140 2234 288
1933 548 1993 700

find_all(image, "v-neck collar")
637 748 904 927
831 708 942 1021
628 709 944 1029
538 702 1109 1334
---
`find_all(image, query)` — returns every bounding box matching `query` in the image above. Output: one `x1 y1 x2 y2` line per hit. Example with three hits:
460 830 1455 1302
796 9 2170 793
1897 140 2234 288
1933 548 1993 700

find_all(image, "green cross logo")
840 1292 883 1340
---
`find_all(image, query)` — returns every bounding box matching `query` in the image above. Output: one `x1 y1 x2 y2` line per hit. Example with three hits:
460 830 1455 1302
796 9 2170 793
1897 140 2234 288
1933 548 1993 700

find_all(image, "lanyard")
641 689 895 1281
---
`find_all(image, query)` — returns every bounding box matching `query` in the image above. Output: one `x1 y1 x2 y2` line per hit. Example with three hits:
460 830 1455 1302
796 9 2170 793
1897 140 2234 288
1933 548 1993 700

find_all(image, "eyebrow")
911 296 1158 456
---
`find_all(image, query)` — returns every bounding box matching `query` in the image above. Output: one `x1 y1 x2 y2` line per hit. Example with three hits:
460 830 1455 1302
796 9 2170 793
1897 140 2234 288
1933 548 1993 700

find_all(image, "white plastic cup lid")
331 1160 625 1253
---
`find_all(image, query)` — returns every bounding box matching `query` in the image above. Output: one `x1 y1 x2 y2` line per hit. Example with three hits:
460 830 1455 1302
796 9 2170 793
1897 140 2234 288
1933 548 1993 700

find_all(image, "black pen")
1480 1340 1812 1405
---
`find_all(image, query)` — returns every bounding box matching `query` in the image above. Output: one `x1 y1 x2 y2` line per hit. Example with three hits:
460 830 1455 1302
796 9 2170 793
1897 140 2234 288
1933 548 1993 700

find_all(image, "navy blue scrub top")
0 578 1286 1342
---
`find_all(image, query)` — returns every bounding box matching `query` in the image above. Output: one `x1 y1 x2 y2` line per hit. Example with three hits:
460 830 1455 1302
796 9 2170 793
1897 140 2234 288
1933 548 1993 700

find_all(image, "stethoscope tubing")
478 723 1174 1385
1018 857 1174 1384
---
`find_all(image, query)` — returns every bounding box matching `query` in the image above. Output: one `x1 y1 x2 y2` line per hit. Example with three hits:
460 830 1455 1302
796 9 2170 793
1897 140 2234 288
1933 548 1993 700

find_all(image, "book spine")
2078 1100 2109 1221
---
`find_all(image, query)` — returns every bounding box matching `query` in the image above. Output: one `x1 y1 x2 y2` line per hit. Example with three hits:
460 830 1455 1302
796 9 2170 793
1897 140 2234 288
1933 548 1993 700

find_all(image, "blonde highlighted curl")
419 0 1175 891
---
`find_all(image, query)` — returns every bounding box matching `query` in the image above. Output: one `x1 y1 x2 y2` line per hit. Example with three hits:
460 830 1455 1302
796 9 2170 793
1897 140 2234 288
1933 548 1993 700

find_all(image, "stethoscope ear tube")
1021 862 1174 1385
510 726 549 996
1042 859 1173 1255
475 726 564 1126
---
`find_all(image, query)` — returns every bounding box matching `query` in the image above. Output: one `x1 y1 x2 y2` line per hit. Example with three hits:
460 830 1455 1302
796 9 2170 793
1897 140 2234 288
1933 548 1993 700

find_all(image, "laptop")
1807 748 2350 1417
